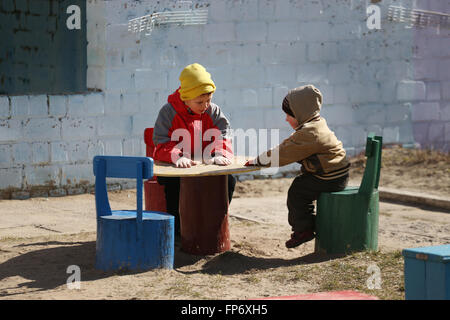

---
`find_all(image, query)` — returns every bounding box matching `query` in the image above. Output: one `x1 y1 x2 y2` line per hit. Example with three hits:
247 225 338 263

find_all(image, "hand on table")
244 158 258 166
204 156 232 166
175 156 200 168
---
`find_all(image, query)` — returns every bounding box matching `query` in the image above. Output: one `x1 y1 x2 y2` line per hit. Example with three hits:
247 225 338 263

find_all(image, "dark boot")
285 230 316 248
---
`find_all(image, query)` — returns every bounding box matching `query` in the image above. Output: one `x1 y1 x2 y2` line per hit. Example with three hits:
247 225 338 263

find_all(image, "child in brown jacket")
246 85 350 248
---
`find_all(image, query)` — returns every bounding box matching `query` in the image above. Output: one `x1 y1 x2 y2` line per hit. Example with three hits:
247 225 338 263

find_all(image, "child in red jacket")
153 63 236 235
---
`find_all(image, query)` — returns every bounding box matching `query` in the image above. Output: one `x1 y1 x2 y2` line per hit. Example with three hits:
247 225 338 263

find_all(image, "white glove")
175 156 199 168
205 156 232 166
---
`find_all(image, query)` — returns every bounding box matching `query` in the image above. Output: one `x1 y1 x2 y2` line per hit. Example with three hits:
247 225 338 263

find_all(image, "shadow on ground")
0 239 344 297
0 241 146 297
176 249 345 275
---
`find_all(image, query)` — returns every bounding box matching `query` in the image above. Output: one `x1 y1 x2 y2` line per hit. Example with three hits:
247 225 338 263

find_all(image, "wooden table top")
153 156 263 177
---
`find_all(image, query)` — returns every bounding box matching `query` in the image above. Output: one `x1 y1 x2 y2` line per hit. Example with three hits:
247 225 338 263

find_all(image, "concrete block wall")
409 0 450 151
1 0 449 196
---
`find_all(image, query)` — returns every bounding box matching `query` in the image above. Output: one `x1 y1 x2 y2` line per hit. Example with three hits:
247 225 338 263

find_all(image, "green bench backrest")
358 133 383 195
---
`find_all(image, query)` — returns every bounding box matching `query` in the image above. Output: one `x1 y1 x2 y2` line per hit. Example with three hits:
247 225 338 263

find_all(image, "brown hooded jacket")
256 85 350 180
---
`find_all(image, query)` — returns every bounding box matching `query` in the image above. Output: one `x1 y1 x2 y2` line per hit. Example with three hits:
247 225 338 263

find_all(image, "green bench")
315 133 383 254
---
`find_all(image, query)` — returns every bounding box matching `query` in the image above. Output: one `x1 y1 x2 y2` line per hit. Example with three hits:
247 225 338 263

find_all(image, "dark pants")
157 175 236 235
287 173 349 233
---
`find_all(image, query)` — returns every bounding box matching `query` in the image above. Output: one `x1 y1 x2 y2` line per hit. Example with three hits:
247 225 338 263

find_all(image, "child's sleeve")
153 105 185 163
256 131 318 167
206 104 233 159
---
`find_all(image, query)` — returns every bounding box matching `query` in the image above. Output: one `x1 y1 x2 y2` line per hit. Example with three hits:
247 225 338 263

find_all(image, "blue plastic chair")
93 156 174 271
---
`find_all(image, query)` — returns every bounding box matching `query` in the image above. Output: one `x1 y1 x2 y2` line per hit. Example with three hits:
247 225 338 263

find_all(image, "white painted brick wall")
135 69 168 91
132 113 156 136
236 22 267 42
23 118 61 141
263 108 289 129
272 86 289 107
387 104 411 123
333 85 350 104
379 81 398 104
266 65 296 86
0 168 23 189
51 142 69 163
443 82 450 101
31 142 50 164
442 104 450 121
241 89 258 107
121 93 140 114
268 21 300 42
204 23 235 43
438 59 450 81
48 95 67 116
233 66 266 88
11 96 30 118
428 123 444 142
123 137 143 156
308 42 338 63
1 0 449 194
0 97 9 118
62 164 94 185
297 63 328 84
87 140 105 160
139 92 158 113
104 93 122 114
104 139 123 156
320 105 354 126
84 93 105 116
348 83 380 104
411 102 441 122
105 69 135 93
445 123 450 142
354 104 387 125
67 141 90 162
0 144 11 167
98 115 132 137
28 95 48 116
383 126 401 145
0 120 22 143
24 165 60 187
62 117 97 140
12 143 32 164
397 81 427 101
426 82 441 101
413 122 429 144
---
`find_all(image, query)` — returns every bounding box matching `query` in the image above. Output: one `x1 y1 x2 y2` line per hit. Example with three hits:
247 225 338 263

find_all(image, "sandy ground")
0 147 449 300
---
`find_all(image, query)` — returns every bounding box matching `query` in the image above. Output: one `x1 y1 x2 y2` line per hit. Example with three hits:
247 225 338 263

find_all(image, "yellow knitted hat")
178 63 216 101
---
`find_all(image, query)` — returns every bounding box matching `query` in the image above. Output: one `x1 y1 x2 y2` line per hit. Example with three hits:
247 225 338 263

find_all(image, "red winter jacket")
152 89 233 164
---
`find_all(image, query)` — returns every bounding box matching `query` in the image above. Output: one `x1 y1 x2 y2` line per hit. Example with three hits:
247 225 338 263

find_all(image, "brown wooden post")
179 175 230 255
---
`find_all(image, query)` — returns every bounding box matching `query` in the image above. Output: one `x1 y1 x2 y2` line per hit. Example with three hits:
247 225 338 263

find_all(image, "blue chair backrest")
93 156 153 180
93 156 154 221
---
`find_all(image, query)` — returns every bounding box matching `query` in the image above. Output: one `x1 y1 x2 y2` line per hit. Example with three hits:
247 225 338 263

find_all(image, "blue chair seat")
101 210 173 221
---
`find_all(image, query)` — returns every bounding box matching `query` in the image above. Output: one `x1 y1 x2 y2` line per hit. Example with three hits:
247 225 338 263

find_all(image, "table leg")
179 175 230 255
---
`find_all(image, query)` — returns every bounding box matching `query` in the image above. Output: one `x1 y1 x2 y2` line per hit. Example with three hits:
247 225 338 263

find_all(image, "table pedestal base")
179 175 230 255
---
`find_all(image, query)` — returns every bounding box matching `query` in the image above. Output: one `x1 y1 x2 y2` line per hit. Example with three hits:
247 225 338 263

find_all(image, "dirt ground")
0 146 449 300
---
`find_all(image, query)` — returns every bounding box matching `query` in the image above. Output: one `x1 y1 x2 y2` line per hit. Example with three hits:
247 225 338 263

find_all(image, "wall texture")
0 0 449 198
0 0 87 95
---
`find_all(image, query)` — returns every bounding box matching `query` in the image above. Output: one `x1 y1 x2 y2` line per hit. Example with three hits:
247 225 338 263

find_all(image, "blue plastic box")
402 244 450 300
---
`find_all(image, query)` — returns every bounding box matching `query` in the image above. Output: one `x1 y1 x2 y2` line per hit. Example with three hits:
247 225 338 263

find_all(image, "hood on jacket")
286 85 323 126
168 88 203 119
